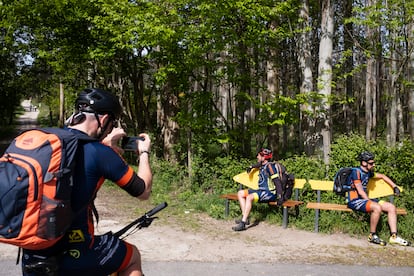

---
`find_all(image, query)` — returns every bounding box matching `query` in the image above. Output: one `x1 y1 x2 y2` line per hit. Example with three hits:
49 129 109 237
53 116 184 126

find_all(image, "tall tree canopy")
1 0 413 166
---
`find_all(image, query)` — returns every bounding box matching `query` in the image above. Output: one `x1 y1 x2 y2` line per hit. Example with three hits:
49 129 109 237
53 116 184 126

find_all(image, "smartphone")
121 136 144 151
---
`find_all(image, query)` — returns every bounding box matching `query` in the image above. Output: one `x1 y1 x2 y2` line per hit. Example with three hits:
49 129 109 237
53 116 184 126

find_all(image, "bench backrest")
233 170 402 198
233 170 306 190
308 178 402 198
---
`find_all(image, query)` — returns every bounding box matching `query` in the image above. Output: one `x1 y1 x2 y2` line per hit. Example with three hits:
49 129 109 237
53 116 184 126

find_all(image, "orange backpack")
0 128 93 250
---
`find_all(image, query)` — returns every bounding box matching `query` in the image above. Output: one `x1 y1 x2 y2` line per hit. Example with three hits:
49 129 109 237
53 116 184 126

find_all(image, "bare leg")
242 194 255 222
237 189 247 217
369 203 382 233
119 245 143 276
380 201 397 233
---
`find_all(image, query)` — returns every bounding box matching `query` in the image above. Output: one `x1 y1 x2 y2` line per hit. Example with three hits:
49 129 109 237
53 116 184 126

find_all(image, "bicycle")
23 202 168 276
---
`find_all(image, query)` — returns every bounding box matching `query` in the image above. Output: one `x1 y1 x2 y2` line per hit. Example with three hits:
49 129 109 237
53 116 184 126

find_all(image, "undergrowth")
150 135 414 242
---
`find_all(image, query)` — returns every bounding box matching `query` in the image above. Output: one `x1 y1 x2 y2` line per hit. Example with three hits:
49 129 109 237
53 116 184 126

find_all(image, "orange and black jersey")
68 128 145 240
347 167 374 201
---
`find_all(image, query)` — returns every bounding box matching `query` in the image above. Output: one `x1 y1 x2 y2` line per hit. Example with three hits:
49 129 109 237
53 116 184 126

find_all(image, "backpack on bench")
267 162 295 202
333 167 354 196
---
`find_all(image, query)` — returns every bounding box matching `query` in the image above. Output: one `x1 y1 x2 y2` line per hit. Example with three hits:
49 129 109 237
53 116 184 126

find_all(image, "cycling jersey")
347 167 377 213
245 162 283 203
22 128 146 275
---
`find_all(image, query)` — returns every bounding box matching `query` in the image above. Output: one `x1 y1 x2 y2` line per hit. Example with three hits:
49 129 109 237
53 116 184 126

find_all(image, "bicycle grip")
146 202 168 217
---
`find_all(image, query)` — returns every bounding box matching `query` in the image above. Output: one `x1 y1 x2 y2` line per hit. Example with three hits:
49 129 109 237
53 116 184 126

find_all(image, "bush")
147 134 414 240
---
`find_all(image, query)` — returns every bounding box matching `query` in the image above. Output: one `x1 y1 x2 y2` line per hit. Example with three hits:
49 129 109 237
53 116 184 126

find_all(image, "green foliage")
330 134 414 190
282 154 326 180
151 134 414 241
190 154 250 194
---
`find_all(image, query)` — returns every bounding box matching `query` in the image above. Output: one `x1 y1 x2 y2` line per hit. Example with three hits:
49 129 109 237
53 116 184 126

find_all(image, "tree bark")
407 21 414 142
344 0 354 132
59 82 64 128
297 0 314 155
365 0 378 142
318 0 334 166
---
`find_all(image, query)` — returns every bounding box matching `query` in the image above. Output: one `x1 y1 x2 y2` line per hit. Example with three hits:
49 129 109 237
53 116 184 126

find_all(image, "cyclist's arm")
135 133 152 200
101 127 126 155
354 182 369 199
351 172 369 200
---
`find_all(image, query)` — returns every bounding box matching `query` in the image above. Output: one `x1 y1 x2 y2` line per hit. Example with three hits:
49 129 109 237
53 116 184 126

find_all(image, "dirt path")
92 187 414 267
0 100 39 154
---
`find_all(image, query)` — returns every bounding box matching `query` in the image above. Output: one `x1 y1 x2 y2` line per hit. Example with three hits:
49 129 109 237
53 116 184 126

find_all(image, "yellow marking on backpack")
68 229 85 243
68 249 81 259
271 174 279 179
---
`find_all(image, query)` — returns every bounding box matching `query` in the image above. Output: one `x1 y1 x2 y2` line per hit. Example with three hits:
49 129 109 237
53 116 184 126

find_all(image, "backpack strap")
266 162 276 177
266 162 285 204
275 163 284 180
351 167 362 193
267 162 284 181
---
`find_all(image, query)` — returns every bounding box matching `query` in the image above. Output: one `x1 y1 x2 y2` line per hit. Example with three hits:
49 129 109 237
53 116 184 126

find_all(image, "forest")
2 1 414 161
1 1 414 236
2 0 414 163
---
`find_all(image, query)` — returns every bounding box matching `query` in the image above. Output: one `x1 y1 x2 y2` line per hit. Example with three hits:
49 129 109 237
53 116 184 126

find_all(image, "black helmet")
358 151 375 162
75 88 122 119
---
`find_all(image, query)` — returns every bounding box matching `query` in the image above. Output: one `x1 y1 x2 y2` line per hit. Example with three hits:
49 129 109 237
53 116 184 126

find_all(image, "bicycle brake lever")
141 216 158 228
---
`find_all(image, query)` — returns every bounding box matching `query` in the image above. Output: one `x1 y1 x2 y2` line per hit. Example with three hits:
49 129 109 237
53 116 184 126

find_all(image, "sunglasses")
367 161 375 165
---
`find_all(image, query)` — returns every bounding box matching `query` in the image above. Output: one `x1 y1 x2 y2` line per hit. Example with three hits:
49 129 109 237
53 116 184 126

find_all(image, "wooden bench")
305 179 407 232
220 178 305 229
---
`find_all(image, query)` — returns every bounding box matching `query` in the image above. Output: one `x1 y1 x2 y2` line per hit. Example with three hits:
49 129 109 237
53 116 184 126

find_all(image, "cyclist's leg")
117 243 142 276
58 232 136 275
256 189 277 204
242 192 257 223
365 200 382 233
378 200 397 233
349 198 382 233
236 189 249 218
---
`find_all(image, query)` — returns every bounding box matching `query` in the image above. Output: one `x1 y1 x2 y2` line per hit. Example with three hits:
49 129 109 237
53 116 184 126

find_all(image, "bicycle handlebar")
113 202 168 238
146 201 168 217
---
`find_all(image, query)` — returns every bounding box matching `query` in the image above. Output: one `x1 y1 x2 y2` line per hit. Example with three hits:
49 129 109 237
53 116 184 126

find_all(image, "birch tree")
318 0 334 165
409 21 414 142
365 0 379 141
297 0 314 155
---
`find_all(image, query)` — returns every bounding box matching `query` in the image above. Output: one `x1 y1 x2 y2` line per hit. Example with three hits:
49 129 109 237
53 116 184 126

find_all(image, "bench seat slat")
219 193 304 207
269 200 304 208
306 202 407 215
219 193 238 200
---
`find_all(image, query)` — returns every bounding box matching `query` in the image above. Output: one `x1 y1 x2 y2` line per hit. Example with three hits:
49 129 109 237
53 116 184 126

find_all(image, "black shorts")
22 232 134 276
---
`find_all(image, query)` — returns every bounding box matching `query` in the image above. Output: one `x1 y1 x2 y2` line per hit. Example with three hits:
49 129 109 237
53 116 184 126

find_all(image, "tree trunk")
408 21 414 142
267 20 280 158
386 5 406 146
59 83 64 128
365 0 378 142
297 0 314 155
159 78 179 162
318 0 334 166
387 27 398 146
344 0 354 132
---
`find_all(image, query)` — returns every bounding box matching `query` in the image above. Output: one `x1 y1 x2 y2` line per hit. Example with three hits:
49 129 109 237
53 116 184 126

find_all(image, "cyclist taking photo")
22 88 153 276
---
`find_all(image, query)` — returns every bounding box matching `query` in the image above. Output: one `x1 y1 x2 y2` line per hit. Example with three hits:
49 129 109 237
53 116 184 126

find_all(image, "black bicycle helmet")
358 151 375 162
75 88 122 119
